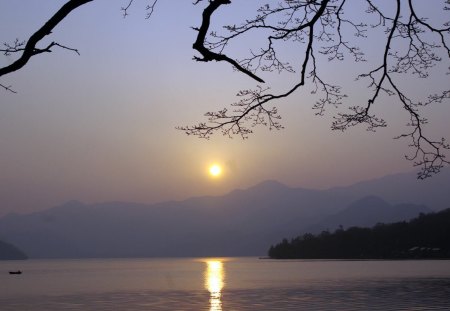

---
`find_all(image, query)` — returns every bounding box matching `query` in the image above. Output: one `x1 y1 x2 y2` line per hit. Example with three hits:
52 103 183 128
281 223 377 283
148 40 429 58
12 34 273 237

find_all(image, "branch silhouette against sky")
1 0 449 179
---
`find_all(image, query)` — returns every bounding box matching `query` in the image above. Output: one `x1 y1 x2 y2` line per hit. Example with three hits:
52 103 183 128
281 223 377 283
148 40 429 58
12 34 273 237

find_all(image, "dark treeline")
269 208 450 259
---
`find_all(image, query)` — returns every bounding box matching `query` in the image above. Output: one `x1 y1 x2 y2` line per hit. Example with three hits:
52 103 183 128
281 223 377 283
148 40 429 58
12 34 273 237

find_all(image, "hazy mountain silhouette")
326 168 450 211
0 169 448 258
0 181 349 258
305 196 431 233
0 239 27 260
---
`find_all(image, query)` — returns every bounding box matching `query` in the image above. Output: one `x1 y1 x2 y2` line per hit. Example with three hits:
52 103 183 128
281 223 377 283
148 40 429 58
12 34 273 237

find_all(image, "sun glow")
209 164 222 177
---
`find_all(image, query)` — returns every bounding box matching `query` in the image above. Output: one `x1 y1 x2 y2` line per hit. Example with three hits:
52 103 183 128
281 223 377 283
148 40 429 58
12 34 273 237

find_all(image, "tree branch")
192 0 265 83
0 83 17 93
180 0 331 138
182 0 449 177
121 0 159 19
0 0 93 79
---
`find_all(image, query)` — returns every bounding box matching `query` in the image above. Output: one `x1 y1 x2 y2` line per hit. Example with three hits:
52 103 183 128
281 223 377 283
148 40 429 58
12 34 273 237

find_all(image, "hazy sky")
0 1 449 215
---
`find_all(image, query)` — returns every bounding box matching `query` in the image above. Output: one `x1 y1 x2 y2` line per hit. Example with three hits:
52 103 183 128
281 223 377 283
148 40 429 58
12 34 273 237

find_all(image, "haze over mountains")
0 239 27 260
0 169 448 259
327 169 450 211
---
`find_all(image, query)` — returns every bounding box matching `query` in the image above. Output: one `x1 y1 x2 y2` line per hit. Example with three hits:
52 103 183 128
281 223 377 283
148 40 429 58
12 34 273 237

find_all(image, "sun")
209 164 222 177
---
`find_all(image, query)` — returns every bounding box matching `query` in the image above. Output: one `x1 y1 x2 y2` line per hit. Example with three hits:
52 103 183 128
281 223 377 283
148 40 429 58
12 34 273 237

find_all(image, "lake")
1 258 450 310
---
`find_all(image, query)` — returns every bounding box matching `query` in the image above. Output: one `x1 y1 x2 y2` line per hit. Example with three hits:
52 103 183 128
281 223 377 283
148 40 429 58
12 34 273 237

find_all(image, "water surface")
1 258 449 310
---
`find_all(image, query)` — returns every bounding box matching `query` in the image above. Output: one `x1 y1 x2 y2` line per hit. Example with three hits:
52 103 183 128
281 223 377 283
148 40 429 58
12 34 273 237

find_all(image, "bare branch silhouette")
0 83 16 94
121 0 159 19
0 0 92 79
180 0 450 178
192 0 265 83
1 0 449 177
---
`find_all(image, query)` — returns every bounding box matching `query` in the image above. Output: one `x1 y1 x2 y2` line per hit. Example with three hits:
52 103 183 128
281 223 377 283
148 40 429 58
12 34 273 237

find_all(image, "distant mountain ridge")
327 168 450 211
0 240 27 260
306 196 431 233
0 181 348 258
0 168 448 258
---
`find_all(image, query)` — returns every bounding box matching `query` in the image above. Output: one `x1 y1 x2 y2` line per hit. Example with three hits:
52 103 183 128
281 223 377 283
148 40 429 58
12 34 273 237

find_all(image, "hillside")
326 168 450 211
0 169 448 258
0 182 349 258
269 208 450 259
0 240 27 260
305 196 431 233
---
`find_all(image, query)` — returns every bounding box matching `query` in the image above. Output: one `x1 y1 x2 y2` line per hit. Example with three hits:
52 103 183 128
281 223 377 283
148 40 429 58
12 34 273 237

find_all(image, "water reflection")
204 260 225 311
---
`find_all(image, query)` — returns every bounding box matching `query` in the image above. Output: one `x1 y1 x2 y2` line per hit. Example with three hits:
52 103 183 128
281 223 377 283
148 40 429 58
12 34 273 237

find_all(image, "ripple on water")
1 278 450 311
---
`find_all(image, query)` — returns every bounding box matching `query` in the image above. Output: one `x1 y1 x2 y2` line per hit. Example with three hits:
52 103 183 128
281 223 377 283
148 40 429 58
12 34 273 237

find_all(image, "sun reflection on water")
205 260 225 311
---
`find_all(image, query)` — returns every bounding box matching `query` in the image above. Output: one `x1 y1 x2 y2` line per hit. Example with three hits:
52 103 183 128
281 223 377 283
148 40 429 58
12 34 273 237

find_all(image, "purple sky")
0 0 449 215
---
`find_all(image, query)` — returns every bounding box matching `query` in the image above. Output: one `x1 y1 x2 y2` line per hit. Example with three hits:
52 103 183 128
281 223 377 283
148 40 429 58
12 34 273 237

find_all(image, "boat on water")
8 270 22 275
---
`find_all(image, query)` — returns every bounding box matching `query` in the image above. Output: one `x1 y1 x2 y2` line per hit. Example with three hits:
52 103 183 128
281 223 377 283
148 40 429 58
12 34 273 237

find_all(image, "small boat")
8 270 22 275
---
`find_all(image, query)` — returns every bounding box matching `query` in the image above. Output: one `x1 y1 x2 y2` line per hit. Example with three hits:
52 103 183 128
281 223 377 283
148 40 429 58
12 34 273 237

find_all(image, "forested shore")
269 208 450 259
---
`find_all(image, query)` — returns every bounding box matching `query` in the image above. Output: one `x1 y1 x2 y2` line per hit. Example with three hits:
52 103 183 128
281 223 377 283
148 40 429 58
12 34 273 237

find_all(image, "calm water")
1 258 450 310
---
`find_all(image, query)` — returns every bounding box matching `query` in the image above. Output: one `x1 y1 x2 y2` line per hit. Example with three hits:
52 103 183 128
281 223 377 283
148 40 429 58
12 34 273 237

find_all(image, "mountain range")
0 168 448 258
0 239 27 260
